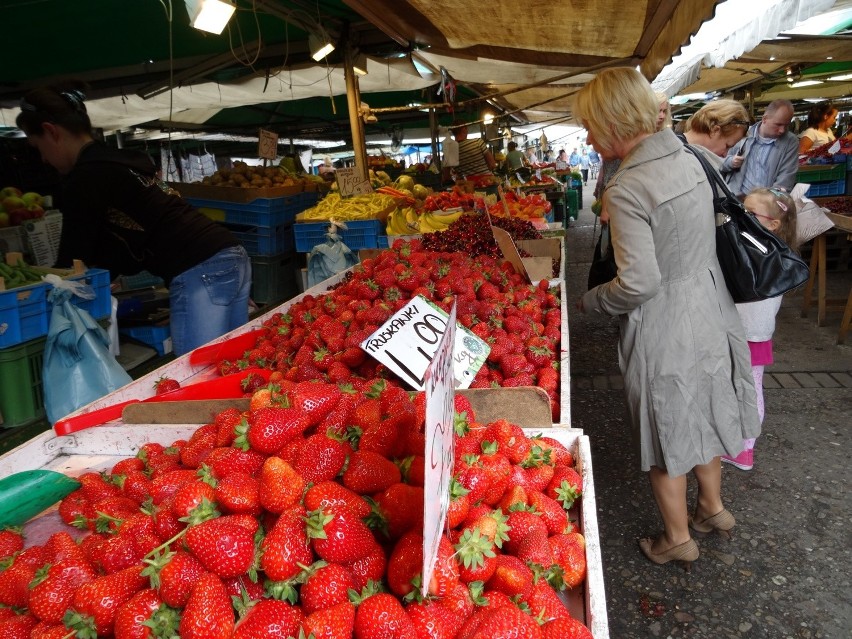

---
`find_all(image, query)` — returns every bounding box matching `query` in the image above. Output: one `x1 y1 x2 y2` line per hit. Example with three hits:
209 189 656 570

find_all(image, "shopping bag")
306 222 359 288
587 224 617 290
42 276 132 425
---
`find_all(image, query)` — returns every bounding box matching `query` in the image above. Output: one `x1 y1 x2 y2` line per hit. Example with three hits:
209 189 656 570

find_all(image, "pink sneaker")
722 448 753 471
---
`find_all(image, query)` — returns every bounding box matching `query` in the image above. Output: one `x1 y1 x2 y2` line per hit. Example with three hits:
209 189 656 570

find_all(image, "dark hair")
806 102 836 129
16 82 93 136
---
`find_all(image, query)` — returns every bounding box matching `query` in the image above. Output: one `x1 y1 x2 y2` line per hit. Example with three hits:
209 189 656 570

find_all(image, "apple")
21 192 43 208
26 204 45 219
0 187 22 200
0 212 9 228
2 196 25 213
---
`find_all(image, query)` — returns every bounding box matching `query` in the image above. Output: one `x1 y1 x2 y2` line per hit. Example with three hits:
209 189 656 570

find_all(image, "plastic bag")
42 276 132 425
306 221 358 288
791 183 835 245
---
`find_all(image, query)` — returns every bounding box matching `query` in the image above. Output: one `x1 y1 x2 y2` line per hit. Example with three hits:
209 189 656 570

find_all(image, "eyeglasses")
746 209 776 223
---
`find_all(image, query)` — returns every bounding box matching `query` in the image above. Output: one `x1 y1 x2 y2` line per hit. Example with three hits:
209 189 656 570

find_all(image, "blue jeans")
169 245 252 356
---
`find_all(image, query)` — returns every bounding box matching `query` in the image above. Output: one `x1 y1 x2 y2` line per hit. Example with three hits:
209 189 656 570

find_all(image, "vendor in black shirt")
16 84 252 356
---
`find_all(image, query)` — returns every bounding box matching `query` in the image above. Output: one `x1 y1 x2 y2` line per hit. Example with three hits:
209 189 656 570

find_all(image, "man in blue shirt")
722 100 798 198
568 148 581 172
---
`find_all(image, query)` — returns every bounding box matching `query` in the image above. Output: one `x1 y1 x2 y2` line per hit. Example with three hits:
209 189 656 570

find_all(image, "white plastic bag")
791 183 835 245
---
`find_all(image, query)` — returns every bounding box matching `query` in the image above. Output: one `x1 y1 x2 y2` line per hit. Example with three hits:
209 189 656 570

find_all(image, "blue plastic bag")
306 221 358 288
42 276 131 425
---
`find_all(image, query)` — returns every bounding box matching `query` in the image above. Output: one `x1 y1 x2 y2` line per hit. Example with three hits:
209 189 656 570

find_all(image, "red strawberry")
152 550 206 608
405 600 457 639
370 483 424 541
0 560 38 608
179 573 234 639
482 420 531 464
503 508 549 555
307 506 378 564
67 565 148 637
58 490 95 529
0 613 38 639
485 554 534 600
549 533 586 590
547 466 583 509
261 506 312 582
113 588 168 639
258 457 305 514
150 469 198 505
343 544 387 591
242 406 309 454
540 616 593 639
180 423 218 469
304 481 371 519
353 591 416 639
454 528 497 584
294 432 351 484
533 437 574 466
185 517 256 579
462 508 510 549
233 599 304 639
387 531 459 599
29 559 97 624
214 471 261 515
154 376 180 395
528 490 570 535
526 578 572 624
342 450 402 495
171 479 216 519
300 561 357 615
463 604 542 639
292 381 343 427
205 446 266 480
301 600 356 639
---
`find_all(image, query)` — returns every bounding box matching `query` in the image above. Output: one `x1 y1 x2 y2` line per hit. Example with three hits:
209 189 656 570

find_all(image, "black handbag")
685 145 809 303
588 224 617 290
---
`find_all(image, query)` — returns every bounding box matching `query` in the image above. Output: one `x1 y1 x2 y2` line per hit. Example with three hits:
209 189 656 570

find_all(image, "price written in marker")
335 166 374 197
258 129 278 160
360 295 489 390
421 301 456 598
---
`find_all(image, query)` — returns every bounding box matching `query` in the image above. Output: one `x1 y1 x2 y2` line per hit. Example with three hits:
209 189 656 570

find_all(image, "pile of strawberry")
218 242 563 419
0 383 590 639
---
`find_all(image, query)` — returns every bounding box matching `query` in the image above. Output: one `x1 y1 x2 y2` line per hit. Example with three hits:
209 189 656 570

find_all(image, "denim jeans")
169 245 251 356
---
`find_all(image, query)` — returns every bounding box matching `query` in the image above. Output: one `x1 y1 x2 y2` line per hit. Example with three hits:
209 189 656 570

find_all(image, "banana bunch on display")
297 192 397 221
385 206 420 235
418 209 464 232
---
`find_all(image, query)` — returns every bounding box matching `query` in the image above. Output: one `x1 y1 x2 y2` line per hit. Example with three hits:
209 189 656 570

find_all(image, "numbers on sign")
414 313 448 345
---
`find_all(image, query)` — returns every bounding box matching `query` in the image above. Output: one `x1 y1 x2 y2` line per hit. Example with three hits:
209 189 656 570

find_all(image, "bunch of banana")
386 206 420 235
297 192 398 221
418 209 464 232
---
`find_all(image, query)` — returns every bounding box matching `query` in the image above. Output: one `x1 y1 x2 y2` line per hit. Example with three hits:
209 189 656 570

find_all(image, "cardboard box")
170 182 303 203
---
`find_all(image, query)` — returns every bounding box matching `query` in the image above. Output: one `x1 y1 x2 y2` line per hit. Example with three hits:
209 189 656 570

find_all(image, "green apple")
0 186 22 200
2 196 26 212
0 212 9 228
21 192 43 207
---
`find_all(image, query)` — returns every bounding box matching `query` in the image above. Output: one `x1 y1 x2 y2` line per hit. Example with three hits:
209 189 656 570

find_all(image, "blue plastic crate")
299 191 322 209
0 282 48 349
187 195 304 226
119 324 172 356
224 221 295 256
294 220 384 252
805 179 846 197
377 235 390 249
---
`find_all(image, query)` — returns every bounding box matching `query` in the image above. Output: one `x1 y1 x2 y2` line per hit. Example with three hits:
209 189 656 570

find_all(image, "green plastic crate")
796 163 845 183
251 252 298 305
0 337 46 428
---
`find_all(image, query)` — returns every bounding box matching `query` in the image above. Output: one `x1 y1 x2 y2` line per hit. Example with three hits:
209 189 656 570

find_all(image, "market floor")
564 203 852 638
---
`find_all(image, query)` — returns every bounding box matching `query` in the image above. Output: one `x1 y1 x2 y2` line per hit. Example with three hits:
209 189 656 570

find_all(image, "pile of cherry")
0 383 590 639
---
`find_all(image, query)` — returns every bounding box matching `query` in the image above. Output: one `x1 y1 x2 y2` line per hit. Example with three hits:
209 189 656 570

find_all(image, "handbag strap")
683 143 740 208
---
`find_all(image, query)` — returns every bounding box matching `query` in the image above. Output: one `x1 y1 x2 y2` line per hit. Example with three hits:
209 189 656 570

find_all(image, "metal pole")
429 107 441 172
344 47 368 182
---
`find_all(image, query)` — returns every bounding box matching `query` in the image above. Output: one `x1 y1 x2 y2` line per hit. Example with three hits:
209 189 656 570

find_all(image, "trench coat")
582 129 761 477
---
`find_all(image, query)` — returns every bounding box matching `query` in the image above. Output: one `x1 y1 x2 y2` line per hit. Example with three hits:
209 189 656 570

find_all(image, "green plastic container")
565 189 579 223
0 337 46 428
251 252 298 305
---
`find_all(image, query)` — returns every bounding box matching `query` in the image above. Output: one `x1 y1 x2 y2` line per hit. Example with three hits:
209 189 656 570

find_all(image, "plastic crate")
0 337 46 428
796 163 845 183
294 220 383 252
119 324 172 357
0 282 48 349
805 179 846 197
187 195 304 226
250 252 298 305
117 270 166 291
47 268 112 320
223 221 295 256
299 191 322 209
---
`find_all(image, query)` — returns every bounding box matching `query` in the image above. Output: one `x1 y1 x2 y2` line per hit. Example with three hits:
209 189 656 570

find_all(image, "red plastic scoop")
188 328 266 367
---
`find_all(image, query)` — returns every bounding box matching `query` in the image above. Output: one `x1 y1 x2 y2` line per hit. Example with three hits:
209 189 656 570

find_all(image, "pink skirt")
748 340 773 366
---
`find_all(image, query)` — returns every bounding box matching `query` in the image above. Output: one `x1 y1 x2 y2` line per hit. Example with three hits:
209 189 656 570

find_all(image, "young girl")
723 187 798 470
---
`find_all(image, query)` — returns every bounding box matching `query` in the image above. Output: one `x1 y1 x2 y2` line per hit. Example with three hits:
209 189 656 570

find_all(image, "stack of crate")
798 163 846 198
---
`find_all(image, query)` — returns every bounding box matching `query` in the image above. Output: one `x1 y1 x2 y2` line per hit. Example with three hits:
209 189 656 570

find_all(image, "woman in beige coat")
575 69 760 569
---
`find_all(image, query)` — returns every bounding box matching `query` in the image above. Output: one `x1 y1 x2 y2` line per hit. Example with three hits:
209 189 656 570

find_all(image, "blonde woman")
654 91 672 131
575 68 760 570
683 100 751 159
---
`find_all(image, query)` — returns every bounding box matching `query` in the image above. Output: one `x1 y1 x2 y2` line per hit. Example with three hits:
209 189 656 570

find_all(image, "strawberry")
261 506 312 582
387 531 459 599
369 483 424 541
67 565 148 637
485 554 534 600
0 559 38 608
214 407 245 446
28 559 97 624
306 506 378 564
214 471 261 515
526 578 572 624
180 423 218 469
532 437 574 466
344 545 387 591
258 457 305 514
58 490 95 529
455 457 490 506
222 575 265 602
113 588 169 639
205 446 266 480
292 381 343 427
0 613 38 639
482 419 531 464
405 600 457 639
300 561 357 615
154 376 180 395
121 470 153 504
185 517 256 579
171 479 216 519
548 533 587 590
294 431 351 484
516 527 555 568
528 490 570 535
179 572 234 639
148 550 206 608
342 450 402 495
301 600 355 639
462 508 510 549
503 508 549 555
150 469 199 505
463 604 542 639
304 481 371 519
454 528 497 584
242 406 309 455
233 599 304 639
353 590 416 639
540 616 593 639
547 466 583 509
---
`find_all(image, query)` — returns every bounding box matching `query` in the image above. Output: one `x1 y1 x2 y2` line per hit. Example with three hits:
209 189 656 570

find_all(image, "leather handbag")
685 145 809 303
587 224 617 290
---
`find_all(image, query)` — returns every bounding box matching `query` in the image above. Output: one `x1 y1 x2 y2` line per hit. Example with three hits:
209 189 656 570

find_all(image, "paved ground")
564 200 852 639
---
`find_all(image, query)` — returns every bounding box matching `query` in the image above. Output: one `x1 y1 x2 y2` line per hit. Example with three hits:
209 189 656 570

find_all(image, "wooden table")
801 212 852 344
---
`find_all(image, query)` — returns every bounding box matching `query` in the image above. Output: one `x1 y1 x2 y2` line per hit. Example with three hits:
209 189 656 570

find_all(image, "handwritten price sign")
258 129 278 160
336 166 373 197
421 301 456 598
360 296 489 390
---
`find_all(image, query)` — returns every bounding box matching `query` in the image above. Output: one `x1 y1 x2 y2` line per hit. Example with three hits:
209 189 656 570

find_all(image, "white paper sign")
421 301 456 598
828 140 841 154
360 295 489 390
555 160 568 170
258 129 278 160
336 166 373 197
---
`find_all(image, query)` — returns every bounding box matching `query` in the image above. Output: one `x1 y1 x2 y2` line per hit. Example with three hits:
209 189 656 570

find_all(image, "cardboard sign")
421 301 456 598
258 129 278 160
555 160 569 170
828 140 841 154
492 226 531 283
360 295 489 390
336 166 373 197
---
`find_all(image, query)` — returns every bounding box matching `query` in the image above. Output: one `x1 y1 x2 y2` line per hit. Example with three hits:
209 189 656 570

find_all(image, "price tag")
421 301 456 598
492 226 531 284
360 295 489 390
258 129 278 160
336 167 373 197
828 140 841 154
